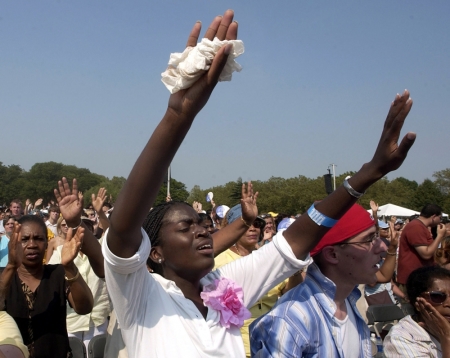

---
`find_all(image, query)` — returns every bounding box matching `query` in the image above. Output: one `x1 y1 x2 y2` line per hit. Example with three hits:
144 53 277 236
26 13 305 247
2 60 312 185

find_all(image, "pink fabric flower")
200 277 251 328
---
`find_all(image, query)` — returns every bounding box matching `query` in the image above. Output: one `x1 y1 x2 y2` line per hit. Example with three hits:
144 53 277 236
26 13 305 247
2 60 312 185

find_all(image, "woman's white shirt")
102 229 310 358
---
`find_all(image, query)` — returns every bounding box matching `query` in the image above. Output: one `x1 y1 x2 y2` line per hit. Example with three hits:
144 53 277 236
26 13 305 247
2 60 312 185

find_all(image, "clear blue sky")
2 1 449 191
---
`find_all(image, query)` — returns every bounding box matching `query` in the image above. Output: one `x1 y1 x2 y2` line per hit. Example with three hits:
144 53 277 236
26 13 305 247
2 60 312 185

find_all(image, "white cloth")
45 220 58 236
161 37 244 94
102 229 310 358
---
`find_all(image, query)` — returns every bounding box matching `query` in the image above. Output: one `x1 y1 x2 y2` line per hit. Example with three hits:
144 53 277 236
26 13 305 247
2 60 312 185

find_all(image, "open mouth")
197 243 213 255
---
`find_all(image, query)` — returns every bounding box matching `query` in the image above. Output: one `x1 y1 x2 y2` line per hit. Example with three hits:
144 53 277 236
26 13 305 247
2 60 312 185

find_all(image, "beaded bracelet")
307 204 338 228
386 251 397 256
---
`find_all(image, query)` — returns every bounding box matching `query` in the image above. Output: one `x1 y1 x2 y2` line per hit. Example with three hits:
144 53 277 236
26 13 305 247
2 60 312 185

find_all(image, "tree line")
0 161 449 216
187 170 450 216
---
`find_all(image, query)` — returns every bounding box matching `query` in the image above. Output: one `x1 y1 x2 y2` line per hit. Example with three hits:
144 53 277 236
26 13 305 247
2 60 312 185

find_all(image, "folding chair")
88 333 107 358
68 336 86 358
366 304 405 338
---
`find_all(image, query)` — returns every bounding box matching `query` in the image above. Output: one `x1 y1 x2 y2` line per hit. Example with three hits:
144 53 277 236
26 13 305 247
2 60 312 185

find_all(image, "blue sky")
2 1 449 191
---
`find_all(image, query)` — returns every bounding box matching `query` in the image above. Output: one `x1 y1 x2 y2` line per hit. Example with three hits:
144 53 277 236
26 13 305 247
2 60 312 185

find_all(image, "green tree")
154 178 189 206
228 177 243 205
410 179 445 211
433 168 450 195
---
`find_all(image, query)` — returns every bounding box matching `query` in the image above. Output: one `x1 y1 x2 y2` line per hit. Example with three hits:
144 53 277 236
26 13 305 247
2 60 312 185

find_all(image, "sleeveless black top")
6 264 70 358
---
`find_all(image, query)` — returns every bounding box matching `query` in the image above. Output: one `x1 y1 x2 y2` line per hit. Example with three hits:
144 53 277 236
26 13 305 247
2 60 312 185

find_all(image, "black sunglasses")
422 291 449 305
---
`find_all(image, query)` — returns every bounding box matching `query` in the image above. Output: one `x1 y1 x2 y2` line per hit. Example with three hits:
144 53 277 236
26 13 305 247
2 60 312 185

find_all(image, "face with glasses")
59 220 69 235
237 218 265 250
333 226 387 285
421 278 450 322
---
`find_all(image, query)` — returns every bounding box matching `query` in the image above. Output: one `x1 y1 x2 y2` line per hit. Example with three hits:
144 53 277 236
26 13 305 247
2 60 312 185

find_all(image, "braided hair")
143 201 192 276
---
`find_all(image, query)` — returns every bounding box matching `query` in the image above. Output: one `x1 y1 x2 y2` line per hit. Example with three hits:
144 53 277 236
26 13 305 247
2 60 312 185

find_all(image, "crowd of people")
1 8 450 358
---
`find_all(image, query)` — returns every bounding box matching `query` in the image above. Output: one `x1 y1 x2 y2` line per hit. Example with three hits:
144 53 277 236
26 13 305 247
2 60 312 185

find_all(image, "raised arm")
212 181 258 256
284 90 415 260
0 223 22 310
55 178 104 278
108 10 239 258
376 229 399 283
62 227 94 314
415 223 447 260
91 187 110 232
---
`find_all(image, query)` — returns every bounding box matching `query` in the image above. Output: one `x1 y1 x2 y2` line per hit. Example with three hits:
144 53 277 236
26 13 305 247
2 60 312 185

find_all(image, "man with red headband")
251 203 399 357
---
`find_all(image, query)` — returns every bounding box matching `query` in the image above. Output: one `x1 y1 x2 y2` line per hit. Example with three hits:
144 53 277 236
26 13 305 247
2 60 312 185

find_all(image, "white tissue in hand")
161 37 244 94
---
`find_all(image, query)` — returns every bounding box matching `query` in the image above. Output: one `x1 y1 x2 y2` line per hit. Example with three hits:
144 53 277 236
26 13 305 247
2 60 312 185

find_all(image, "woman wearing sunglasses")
384 265 450 357
214 204 295 357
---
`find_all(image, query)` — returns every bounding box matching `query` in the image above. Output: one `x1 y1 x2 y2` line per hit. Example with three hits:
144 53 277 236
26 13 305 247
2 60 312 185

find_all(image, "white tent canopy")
373 203 419 217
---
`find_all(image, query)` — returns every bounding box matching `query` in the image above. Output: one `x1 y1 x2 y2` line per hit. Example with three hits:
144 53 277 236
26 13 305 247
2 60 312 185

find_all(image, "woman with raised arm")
103 9 416 357
1 218 93 358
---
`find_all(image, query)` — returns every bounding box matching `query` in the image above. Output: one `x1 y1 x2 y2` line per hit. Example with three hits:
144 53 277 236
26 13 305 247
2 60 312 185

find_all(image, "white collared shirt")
102 229 310 358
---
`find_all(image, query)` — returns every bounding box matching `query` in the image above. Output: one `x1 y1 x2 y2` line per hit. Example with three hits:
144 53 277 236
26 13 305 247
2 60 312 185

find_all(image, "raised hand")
167 10 238 119
54 178 83 224
34 198 43 208
369 200 378 213
389 220 400 247
241 181 259 225
7 222 23 269
92 188 107 213
193 201 203 213
369 90 416 178
61 227 84 266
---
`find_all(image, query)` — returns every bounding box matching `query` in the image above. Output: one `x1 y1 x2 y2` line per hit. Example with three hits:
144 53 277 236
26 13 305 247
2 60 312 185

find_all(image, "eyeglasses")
252 220 265 229
260 214 272 219
338 233 378 249
422 291 450 305
61 224 68 228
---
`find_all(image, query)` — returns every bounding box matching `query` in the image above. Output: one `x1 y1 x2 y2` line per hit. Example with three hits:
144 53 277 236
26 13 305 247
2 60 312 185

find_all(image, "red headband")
310 204 375 257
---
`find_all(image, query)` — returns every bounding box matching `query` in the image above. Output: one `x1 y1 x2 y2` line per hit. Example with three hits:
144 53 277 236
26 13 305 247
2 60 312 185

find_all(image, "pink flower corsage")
200 277 251 328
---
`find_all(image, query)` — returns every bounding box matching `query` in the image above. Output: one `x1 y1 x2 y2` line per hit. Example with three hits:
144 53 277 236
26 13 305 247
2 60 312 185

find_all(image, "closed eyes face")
156 204 213 280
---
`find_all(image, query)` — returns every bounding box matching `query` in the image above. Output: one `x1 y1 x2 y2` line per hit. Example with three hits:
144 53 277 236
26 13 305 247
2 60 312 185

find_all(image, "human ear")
149 247 164 264
320 246 339 265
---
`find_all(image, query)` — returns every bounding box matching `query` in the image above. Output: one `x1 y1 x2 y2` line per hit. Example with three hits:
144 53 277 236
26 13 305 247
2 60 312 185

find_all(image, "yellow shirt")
0 311 29 357
214 249 286 357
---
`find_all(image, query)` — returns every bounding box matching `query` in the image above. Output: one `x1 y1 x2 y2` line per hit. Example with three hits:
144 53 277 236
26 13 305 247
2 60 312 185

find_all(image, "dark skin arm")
61 227 94 315
212 182 259 256
284 91 415 260
55 178 105 278
108 10 238 258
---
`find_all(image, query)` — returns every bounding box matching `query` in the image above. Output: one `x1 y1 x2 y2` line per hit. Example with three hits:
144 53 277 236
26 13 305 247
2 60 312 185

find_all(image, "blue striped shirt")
250 263 371 357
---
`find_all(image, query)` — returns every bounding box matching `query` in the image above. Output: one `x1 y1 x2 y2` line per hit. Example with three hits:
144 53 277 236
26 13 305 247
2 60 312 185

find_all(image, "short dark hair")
420 204 442 218
142 201 192 276
3 215 16 226
17 215 48 240
406 265 450 312
102 202 112 209
49 205 60 213
198 213 213 223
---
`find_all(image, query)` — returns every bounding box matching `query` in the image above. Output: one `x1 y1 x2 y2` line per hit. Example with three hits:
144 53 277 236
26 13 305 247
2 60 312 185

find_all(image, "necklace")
233 244 243 256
